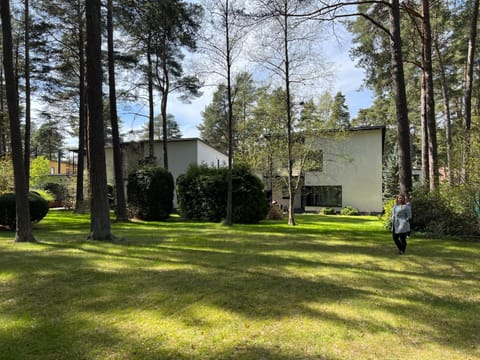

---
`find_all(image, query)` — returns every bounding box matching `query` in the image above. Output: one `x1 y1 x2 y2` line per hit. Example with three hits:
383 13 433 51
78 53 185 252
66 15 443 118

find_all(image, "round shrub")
322 207 336 215
177 164 268 223
0 192 50 230
177 165 226 222
30 192 50 222
231 167 269 224
127 166 174 221
44 182 66 201
341 205 359 216
267 204 284 220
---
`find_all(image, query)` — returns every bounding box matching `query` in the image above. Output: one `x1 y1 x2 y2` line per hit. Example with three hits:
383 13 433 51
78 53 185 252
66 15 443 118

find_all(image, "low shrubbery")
341 205 359 215
267 204 284 220
322 207 336 215
127 166 174 221
44 182 71 208
177 165 268 223
0 192 49 229
382 186 480 237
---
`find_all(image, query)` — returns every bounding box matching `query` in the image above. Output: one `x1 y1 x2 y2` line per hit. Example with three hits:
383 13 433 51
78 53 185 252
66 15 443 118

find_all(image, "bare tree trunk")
283 2 296 226
147 46 155 162
224 0 234 226
107 0 128 221
422 0 438 191
463 0 479 179
0 70 5 155
420 72 429 185
86 0 112 240
161 59 170 170
389 0 412 195
75 3 87 212
1 0 35 242
23 0 31 189
434 37 453 185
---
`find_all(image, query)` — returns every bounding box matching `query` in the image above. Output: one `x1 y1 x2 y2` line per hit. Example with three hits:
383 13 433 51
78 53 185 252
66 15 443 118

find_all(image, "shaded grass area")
0 211 479 359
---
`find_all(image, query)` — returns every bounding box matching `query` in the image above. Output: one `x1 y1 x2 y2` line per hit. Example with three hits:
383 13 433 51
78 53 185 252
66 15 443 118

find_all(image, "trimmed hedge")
127 166 174 221
177 165 268 223
0 192 49 230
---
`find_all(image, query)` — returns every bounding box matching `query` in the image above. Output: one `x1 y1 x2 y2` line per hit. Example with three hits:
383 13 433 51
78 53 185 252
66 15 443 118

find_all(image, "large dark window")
304 185 342 207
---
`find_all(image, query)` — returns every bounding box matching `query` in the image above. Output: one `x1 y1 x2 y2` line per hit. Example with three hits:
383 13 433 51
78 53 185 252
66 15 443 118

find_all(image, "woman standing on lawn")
391 194 412 254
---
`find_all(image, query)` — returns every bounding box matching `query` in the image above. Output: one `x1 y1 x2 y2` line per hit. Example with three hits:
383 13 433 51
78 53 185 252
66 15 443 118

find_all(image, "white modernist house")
272 126 385 214
104 138 228 207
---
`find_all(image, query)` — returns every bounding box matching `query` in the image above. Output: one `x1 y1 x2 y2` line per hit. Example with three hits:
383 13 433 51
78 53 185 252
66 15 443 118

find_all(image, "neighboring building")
104 138 228 207
47 159 76 175
270 126 385 214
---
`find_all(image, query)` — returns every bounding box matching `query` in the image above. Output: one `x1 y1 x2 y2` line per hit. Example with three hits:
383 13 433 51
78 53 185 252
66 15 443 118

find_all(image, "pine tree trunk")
76 5 86 212
389 0 412 195
434 39 453 185
23 0 31 189
422 0 438 191
107 0 128 221
224 0 233 226
1 0 35 242
86 0 112 240
463 0 479 179
147 47 155 162
420 73 429 185
161 60 169 170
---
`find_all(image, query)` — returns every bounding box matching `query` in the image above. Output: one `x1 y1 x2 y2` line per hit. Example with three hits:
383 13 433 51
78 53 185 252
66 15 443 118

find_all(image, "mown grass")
0 211 479 360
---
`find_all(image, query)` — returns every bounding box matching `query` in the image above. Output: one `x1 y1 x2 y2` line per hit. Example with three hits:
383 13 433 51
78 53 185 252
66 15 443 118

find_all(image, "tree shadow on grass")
1 213 479 359
1 237 479 359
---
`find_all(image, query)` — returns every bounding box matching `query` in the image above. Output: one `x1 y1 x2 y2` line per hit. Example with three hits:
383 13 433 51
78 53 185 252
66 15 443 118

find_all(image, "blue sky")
116 24 374 140
118 61 373 140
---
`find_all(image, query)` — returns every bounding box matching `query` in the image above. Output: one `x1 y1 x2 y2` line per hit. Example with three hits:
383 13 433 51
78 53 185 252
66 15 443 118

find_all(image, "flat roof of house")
321 125 386 133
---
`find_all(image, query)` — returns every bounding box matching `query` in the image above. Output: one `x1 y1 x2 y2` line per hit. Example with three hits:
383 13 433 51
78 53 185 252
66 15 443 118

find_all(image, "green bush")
44 182 68 202
267 205 284 220
381 198 395 231
127 166 174 221
410 188 479 236
177 164 268 223
177 165 226 222
231 167 269 224
32 189 55 202
0 192 50 230
341 205 359 215
322 207 336 215
382 187 480 237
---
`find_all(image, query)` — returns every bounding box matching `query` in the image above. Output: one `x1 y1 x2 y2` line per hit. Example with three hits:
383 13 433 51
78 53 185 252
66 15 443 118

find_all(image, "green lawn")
0 211 479 360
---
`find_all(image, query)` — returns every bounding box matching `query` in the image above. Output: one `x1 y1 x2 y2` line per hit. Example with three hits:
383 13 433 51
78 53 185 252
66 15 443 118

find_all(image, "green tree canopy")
328 92 350 129
32 120 64 160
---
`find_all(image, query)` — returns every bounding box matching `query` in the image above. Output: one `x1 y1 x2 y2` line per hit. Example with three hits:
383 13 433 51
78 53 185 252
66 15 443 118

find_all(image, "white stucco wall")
197 141 228 168
105 138 228 207
304 128 384 214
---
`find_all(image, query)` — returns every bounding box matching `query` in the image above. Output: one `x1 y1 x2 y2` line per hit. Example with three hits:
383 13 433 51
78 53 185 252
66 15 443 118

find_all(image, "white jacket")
392 204 412 234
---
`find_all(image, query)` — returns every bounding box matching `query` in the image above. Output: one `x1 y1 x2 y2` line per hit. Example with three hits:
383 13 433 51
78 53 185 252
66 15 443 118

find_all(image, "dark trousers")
392 232 407 253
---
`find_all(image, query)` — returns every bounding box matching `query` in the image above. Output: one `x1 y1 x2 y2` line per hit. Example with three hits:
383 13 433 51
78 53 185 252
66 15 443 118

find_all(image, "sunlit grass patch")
0 210 478 359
